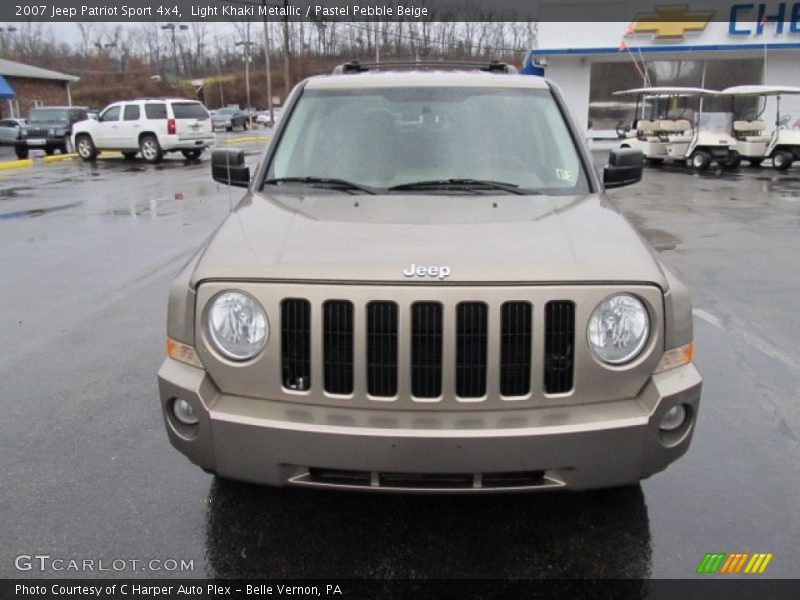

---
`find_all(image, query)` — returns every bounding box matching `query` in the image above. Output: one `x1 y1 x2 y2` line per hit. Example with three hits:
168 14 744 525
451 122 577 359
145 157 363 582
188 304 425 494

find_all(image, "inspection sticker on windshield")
555 168 576 183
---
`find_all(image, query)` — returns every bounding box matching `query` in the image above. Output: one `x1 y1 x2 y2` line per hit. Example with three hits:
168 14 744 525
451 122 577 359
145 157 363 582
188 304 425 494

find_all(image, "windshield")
264 87 589 195
29 108 69 123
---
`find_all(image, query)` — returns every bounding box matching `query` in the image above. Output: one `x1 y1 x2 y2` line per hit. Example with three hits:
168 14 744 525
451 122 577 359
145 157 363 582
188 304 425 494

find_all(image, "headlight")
206 290 268 360
587 294 650 364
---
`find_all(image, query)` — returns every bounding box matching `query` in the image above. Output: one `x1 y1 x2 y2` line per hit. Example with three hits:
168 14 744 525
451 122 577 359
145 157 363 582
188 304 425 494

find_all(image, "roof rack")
332 60 518 75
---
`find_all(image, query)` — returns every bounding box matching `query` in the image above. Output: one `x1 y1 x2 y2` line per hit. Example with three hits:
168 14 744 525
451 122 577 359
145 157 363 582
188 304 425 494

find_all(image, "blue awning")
0 74 15 99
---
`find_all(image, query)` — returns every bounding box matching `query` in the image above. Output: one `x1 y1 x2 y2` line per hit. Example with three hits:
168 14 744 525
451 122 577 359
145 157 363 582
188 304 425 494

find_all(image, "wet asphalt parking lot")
1 134 799 580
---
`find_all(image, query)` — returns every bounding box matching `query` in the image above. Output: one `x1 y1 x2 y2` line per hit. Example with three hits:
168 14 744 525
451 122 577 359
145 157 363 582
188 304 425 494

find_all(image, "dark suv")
15 106 89 159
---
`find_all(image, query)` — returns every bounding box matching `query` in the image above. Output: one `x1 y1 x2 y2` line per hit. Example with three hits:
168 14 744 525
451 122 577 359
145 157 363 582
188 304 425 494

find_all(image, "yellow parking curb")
0 158 34 171
42 153 77 163
223 135 270 145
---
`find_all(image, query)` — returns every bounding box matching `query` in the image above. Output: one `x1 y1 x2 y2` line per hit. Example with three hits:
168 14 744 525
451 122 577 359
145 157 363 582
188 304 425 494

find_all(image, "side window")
145 103 167 120
0 120 9 127
100 106 121 122
123 105 140 121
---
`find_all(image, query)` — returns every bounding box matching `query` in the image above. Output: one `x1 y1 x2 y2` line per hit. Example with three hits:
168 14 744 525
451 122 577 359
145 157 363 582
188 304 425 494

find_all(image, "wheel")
15 146 29 159
746 158 763 167
139 135 163 163
722 151 741 170
181 149 203 160
44 147 55 156
121 151 137 160
689 150 712 170
62 135 73 154
241 119 248 131
75 135 97 161
772 150 794 171
226 125 233 132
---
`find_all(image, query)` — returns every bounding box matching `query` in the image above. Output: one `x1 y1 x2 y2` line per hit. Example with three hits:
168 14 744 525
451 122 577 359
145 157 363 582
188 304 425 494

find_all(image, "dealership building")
523 1 800 137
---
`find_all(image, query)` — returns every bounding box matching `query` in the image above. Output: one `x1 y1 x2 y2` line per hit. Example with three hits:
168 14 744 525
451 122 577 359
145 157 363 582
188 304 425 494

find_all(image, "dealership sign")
729 2 800 35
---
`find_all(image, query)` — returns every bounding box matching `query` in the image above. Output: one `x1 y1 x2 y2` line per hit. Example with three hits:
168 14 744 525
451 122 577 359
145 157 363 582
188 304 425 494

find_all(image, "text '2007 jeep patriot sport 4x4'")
158 61 701 493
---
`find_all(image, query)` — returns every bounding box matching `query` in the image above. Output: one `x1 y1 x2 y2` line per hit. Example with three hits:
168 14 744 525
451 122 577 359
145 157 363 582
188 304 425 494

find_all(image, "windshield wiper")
387 178 530 195
263 176 377 195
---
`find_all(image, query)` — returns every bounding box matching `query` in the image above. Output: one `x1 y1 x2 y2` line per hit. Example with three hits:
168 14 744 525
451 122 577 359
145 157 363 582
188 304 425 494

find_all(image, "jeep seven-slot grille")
500 301 532 396
544 301 575 394
366 301 398 397
456 302 488 398
281 298 311 391
323 300 354 394
411 302 443 398
278 298 576 399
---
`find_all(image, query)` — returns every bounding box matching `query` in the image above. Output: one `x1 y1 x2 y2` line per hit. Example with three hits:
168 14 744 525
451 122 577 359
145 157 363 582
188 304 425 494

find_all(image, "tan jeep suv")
158 61 701 492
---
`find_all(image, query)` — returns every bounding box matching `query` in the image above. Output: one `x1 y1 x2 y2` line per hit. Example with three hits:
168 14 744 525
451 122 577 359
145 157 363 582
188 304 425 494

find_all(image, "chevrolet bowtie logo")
628 4 714 39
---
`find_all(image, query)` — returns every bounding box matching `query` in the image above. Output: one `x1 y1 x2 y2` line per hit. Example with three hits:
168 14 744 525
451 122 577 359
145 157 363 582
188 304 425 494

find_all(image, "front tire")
690 150 712 170
139 135 163 164
75 135 97 161
62 135 73 154
772 150 794 171
44 147 55 156
15 146 29 159
181 149 203 160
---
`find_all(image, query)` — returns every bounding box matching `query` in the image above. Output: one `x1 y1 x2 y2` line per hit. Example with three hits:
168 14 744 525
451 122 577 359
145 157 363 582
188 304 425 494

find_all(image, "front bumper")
158 359 702 492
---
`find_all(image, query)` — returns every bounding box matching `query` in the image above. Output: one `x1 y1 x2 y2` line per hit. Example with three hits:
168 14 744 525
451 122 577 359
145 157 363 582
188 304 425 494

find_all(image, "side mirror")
212 149 250 188
603 148 644 189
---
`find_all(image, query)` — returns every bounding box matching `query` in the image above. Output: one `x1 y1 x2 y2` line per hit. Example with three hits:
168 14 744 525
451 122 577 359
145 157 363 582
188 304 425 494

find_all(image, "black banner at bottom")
3 579 800 600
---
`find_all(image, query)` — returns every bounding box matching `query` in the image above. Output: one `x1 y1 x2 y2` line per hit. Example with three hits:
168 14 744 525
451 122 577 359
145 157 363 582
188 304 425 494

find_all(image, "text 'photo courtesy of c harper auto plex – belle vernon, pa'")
1 0 800 599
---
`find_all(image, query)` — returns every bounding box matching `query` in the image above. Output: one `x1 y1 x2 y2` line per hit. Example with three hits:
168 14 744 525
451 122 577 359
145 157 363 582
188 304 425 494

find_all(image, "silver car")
159 62 701 492
0 118 25 145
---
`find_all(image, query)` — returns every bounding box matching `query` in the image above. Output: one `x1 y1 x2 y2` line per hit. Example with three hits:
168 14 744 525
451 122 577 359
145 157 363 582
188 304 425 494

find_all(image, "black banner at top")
1 0 782 22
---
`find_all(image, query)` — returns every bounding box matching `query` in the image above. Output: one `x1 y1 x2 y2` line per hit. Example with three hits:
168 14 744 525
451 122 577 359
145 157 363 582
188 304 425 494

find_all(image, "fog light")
173 398 199 425
659 405 687 431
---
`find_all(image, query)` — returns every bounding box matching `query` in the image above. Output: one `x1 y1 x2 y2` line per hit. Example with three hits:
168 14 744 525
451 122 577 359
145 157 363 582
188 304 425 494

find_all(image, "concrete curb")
0 158 34 171
222 136 270 145
42 153 77 163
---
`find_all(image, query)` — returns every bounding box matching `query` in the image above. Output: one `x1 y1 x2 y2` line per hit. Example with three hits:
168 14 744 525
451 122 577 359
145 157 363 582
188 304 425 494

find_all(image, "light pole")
161 23 188 77
262 1 274 124
235 40 254 111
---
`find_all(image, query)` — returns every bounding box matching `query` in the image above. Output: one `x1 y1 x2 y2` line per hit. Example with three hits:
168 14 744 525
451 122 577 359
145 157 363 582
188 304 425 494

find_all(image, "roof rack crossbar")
332 60 518 75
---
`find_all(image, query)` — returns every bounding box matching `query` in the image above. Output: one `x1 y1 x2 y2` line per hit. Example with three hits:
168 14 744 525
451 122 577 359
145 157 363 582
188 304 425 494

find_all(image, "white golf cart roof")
721 85 800 96
614 86 720 97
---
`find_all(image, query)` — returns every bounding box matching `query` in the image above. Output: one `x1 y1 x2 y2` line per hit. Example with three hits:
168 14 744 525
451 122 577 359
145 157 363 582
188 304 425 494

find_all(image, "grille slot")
281 298 311 391
544 301 575 394
410 302 443 398
379 472 473 489
482 471 546 488
323 300 354 395
308 468 370 486
366 301 398 397
456 302 488 398
500 301 532 396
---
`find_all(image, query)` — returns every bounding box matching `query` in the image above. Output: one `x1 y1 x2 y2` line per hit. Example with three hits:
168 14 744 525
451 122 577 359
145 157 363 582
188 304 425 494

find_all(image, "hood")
190 191 667 288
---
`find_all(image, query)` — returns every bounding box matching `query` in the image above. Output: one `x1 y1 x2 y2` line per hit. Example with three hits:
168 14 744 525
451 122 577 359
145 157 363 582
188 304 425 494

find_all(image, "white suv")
72 98 215 163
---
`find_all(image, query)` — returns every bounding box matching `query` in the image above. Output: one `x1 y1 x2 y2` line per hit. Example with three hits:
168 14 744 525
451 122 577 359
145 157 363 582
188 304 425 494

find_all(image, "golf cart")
722 85 800 170
615 87 739 170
